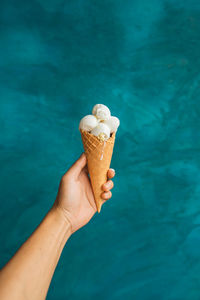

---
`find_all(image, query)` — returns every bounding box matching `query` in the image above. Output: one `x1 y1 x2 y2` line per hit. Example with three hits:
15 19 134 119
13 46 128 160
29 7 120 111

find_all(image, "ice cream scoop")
91 123 111 141
92 104 111 121
79 115 98 131
103 116 120 133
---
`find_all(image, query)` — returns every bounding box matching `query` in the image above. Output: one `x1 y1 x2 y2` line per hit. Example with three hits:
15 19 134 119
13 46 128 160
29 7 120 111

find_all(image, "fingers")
101 169 115 202
102 180 114 192
101 191 112 200
107 168 115 179
67 153 87 178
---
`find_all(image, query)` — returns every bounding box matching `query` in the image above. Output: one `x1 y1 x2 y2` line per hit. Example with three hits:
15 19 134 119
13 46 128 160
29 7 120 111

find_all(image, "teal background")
1 0 200 299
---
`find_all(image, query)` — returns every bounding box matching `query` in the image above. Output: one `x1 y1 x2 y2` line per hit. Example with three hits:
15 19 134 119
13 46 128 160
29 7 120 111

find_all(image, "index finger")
107 168 115 179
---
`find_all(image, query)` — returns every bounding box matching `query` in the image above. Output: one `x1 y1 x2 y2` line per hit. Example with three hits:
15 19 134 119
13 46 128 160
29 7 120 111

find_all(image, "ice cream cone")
80 129 115 212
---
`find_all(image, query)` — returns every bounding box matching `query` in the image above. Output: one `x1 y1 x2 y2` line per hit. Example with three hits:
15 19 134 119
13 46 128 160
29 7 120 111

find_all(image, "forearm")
0 206 71 300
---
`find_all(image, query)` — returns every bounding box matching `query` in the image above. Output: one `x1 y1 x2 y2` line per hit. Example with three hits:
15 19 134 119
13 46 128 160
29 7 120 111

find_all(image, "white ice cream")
91 123 111 141
92 104 111 121
79 115 98 131
103 116 120 133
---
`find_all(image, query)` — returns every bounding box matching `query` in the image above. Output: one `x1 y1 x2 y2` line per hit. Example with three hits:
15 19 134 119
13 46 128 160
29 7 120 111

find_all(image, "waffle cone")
80 129 115 212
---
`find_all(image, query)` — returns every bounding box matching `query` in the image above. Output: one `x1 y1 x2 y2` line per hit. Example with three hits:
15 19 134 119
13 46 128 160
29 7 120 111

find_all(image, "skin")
0 153 115 300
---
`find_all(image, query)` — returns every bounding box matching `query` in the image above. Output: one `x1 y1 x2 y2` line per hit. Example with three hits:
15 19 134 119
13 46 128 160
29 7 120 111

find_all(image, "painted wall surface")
1 1 200 299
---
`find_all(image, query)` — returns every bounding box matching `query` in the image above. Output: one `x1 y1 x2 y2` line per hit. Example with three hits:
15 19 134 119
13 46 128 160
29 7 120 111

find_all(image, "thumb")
68 153 87 178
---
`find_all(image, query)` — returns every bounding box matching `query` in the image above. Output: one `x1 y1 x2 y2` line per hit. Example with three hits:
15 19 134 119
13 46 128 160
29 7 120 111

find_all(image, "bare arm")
0 153 115 300
0 207 71 300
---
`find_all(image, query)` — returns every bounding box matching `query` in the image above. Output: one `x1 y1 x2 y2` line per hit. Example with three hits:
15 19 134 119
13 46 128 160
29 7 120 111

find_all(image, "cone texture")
80 129 115 212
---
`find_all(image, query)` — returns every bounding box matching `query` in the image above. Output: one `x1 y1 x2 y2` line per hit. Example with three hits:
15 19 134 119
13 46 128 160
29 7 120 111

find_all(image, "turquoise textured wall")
1 1 200 299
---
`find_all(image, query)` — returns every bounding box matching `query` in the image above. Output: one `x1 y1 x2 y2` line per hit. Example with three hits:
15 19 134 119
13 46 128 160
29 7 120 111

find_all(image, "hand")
53 153 115 233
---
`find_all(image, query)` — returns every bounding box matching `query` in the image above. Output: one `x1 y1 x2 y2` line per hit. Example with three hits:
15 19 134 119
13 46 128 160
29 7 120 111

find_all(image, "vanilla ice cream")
79 115 98 132
91 123 111 141
104 116 120 133
92 104 111 121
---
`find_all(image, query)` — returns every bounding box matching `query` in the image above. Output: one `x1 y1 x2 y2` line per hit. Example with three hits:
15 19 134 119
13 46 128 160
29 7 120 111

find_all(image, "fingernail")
105 181 113 190
110 168 115 173
105 182 110 189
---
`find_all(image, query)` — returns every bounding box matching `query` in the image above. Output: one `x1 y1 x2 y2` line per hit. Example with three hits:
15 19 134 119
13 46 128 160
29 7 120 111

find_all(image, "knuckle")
61 175 65 182
107 180 114 190
101 192 106 199
104 185 109 192
61 174 68 183
110 180 114 188
102 183 106 191
109 169 115 177
106 192 111 199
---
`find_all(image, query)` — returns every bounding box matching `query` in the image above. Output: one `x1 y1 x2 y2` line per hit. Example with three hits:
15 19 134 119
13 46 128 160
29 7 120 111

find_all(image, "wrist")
50 204 72 239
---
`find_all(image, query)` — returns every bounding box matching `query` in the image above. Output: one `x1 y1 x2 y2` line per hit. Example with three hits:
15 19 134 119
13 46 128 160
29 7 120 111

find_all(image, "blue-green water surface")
1 0 200 299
